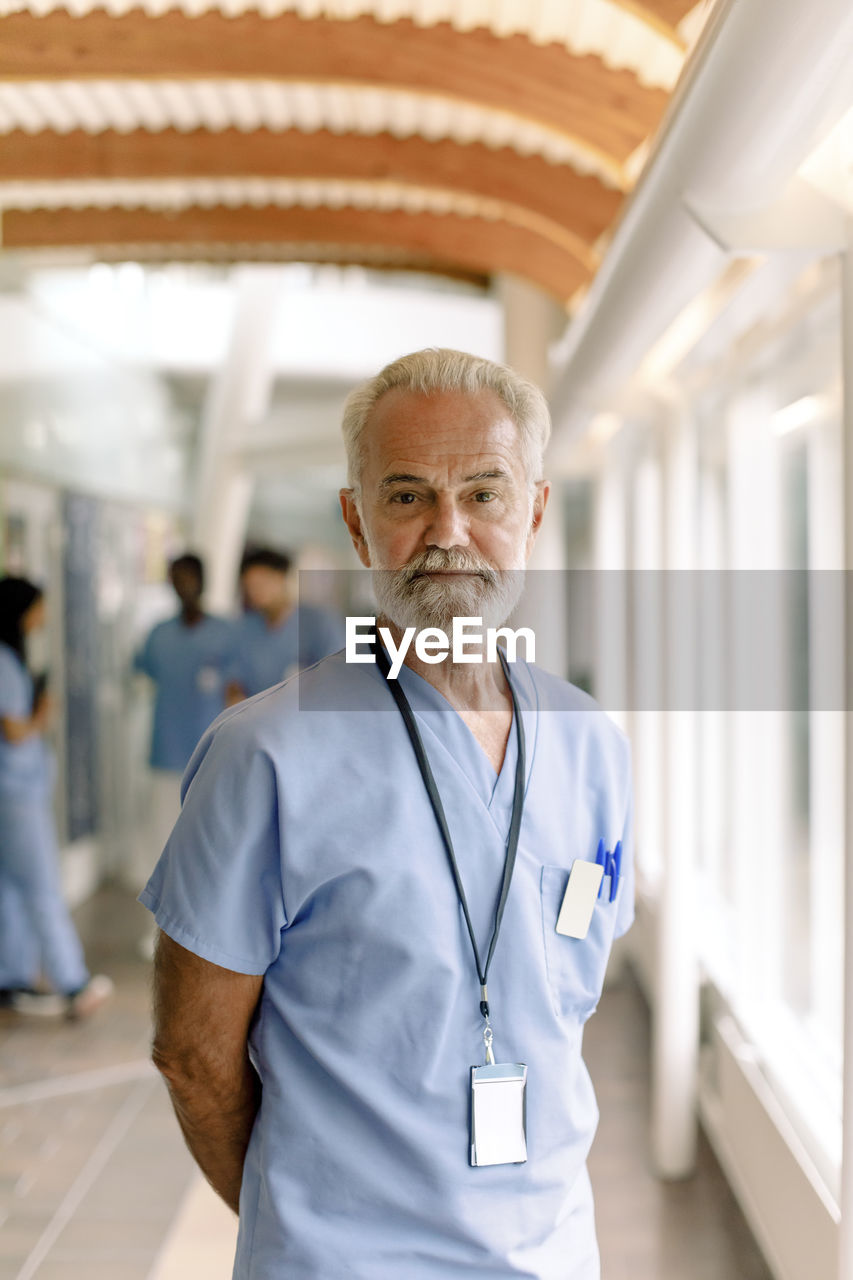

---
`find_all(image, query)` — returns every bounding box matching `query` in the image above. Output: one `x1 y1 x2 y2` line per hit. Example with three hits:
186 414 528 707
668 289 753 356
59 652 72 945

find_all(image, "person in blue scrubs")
143 350 634 1280
135 553 240 865
225 547 345 701
136 553 240 778
0 576 112 1017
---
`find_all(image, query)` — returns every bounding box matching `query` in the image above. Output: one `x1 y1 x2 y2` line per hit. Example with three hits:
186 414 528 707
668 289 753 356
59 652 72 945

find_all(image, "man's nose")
425 495 470 549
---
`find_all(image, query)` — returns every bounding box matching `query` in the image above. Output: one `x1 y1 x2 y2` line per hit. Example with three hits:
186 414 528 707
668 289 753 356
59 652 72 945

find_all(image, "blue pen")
594 838 606 898
609 840 623 903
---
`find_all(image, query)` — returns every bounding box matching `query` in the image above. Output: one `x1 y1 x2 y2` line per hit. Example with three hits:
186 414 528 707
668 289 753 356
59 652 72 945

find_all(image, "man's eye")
391 492 418 505
473 491 496 503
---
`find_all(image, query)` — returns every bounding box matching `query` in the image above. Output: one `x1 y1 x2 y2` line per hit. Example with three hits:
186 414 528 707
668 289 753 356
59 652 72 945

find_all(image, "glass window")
697 355 842 1189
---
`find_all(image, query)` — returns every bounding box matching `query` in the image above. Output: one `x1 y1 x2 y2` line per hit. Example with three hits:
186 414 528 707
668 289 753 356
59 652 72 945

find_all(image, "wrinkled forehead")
362 387 522 472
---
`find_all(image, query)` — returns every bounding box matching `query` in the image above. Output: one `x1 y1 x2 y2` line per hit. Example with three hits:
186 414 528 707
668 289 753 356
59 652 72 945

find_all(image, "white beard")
369 546 526 634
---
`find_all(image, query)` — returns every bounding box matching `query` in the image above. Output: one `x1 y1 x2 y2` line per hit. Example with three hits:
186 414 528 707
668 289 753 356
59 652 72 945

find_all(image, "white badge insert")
470 1063 528 1166
555 860 604 939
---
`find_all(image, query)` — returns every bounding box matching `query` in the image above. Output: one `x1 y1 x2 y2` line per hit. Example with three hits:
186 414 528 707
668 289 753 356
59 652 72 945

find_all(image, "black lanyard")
374 641 526 1021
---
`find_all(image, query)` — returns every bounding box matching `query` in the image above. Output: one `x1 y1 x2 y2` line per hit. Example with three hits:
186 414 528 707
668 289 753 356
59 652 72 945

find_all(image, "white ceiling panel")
0 81 629 187
0 174 537 221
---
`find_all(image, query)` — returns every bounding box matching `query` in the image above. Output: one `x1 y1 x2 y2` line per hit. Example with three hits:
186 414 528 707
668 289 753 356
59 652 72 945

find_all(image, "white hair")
341 347 551 494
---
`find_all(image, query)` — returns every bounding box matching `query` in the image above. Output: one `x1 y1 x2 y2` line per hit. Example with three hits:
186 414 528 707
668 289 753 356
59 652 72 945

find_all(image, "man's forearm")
155 1053 262 1213
151 932 265 1212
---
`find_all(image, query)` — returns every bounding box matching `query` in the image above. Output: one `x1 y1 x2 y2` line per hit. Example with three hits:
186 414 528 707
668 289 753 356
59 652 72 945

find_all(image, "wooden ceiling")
0 0 706 305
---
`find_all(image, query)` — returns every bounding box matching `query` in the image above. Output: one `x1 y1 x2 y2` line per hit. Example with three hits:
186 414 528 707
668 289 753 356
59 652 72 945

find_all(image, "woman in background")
0 575 111 1017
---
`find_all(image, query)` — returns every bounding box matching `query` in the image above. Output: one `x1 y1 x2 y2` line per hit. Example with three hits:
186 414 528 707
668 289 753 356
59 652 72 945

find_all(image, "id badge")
555 859 604 939
469 1063 528 1167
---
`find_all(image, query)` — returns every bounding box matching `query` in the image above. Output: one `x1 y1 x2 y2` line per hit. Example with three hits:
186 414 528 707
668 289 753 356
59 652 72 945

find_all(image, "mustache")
399 549 498 586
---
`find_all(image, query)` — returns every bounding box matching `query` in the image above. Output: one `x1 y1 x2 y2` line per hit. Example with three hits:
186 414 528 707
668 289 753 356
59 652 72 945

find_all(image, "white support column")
631 450 664 879
192 267 281 612
808 405 844 1063
592 440 629 725
838 219 853 1280
496 273 563 393
725 388 785 1023
498 274 569 677
652 395 699 1177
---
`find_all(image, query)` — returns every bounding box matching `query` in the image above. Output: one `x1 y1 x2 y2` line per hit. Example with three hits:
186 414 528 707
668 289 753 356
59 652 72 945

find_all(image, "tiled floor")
0 886 774 1280
0 888 196 1280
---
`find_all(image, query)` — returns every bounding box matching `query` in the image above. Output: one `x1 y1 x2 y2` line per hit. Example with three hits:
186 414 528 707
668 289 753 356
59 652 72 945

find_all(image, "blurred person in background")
226 547 345 702
0 576 112 1018
135 554 239 898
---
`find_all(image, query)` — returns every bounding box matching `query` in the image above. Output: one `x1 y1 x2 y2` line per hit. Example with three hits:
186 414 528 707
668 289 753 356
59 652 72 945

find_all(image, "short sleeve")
0 648 29 718
139 713 287 974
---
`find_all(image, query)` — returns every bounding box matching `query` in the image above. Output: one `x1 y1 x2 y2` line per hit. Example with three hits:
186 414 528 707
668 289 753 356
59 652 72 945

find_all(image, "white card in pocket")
555 860 604 939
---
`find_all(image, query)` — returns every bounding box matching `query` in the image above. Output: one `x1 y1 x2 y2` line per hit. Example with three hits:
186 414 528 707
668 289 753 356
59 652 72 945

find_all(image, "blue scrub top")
229 604 345 697
0 643 52 795
135 614 240 772
142 652 633 1280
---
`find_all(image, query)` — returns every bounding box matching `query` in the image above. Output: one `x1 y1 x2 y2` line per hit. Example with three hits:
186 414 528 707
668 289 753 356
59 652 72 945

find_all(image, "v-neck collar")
394 662 536 831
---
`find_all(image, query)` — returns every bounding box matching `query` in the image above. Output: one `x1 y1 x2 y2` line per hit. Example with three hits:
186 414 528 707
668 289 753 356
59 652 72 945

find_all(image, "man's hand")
152 931 264 1213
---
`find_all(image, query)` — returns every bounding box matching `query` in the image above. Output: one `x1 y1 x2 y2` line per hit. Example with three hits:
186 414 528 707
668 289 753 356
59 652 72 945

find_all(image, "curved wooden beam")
0 128 623 249
0 203 589 303
0 11 668 165
634 0 699 27
612 0 696 39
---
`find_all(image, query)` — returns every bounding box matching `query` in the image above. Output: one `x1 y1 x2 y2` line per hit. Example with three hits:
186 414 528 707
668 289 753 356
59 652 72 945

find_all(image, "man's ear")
527 480 550 554
339 489 371 567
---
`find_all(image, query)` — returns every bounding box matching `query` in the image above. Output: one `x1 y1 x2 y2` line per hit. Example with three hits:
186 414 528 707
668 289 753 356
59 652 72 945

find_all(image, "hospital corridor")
1 0 853 1277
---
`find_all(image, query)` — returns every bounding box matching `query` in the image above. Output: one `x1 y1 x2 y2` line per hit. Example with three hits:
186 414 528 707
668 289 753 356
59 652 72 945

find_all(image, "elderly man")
143 348 633 1280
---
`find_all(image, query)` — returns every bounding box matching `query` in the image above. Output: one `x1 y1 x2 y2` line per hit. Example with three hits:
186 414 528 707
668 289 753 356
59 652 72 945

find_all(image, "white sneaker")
66 975 114 1020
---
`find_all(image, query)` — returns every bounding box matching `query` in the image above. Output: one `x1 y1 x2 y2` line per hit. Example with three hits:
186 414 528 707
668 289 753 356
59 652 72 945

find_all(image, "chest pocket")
540 864 619 1020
